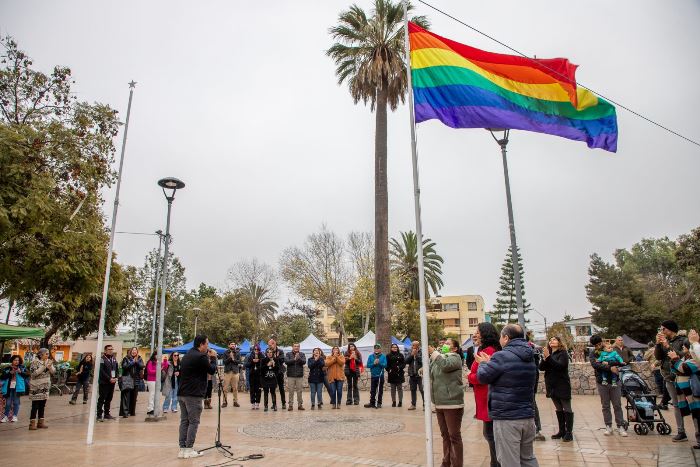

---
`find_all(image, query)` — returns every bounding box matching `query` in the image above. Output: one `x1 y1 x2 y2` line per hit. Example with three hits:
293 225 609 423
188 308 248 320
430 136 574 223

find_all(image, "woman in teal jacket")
1 355 29 423
429 338 465 467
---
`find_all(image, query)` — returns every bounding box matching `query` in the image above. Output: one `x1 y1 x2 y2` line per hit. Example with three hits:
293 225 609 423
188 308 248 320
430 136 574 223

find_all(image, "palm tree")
241 283 278 341
327 0 429 349
390 231 444 300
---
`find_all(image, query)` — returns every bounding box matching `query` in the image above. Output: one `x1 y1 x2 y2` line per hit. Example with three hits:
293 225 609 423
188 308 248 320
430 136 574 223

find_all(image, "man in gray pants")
476 324 539 467
655 320 690 442
177 335 217 459
589 335 626 436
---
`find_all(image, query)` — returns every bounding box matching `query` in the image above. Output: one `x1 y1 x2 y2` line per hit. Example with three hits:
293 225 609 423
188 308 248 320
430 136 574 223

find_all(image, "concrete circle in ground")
241 414 404 439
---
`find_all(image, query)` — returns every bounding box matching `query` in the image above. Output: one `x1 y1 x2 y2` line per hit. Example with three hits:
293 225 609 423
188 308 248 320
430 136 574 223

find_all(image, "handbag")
120 374 134 391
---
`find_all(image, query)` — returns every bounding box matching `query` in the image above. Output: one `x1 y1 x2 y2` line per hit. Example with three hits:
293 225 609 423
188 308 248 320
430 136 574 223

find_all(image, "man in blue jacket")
476 324 539 467
364 344 387 409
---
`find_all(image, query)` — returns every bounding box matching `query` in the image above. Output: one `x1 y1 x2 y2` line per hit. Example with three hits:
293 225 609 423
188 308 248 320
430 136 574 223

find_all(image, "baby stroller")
620 367 671 435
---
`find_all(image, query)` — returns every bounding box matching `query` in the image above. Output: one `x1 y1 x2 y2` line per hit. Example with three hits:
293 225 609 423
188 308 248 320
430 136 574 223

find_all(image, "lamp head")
158 177 185 190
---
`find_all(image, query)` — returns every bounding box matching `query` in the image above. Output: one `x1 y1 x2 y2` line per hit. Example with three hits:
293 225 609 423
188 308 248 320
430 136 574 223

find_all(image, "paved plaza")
0 390 698 466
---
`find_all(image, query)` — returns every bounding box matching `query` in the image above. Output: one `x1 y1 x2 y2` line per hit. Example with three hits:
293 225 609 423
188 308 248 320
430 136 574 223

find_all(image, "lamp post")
149 230 164 355
192 307 201 337
488 128 526 331
532 309 548 336
177 315 183 344
148 177 185 421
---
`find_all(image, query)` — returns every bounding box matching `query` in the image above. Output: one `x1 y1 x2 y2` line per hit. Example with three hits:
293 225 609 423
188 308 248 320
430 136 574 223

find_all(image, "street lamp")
192 307 201 336
487 128 526 331
149 177 185 421
149 230 165 355
177 315 183 344
532 309 548 336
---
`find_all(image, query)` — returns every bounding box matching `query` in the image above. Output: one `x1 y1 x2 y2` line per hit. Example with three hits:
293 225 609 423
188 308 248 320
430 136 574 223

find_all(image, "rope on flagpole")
416 0 700 149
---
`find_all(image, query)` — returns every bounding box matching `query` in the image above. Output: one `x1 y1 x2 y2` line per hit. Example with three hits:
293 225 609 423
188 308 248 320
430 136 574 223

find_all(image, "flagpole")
489 129 525 329
403 4 434 466
87 80 136 445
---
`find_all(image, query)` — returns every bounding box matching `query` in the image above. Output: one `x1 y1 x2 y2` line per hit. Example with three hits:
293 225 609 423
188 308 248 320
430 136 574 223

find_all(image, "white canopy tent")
296 333 332 356
343 330 404 365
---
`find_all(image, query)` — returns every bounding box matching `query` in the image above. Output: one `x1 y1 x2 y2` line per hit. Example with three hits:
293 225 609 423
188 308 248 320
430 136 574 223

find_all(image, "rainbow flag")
408 22 618 152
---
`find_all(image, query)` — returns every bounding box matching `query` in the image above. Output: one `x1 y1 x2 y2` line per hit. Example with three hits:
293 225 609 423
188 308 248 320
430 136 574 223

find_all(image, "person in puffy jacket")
69 353 93 405
468 323 501 467
476 324 539 467
344 344 363 405
261 348 279 412
28 348 56 430
405 341 424 410
119 347 144 417
1 355 29 423
308 347 325 409
540 336 573 442
162 352 181 413
364 344 387 409
386 344 406 407
325 346 345 409
145 352 169 416
430 338 465 467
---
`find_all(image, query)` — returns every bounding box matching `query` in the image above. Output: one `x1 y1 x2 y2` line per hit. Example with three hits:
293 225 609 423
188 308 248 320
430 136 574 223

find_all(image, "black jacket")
308 356 325 383
285 351 307 378
268 347 286 375
655 334 690 381
386 351 406 384
223 348 241 374
179 348 217 398
246 351 264 380
121 356 144 381
539 349 571 400
98 354 119 385
344 354 362 377
406 351 423 377
75 361 93 382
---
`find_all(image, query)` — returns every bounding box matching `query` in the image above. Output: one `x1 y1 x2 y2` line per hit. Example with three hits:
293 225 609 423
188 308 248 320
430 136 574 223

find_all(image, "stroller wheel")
640 424 649 435
657 423 672 435
647 422 655 431
634 424 642 435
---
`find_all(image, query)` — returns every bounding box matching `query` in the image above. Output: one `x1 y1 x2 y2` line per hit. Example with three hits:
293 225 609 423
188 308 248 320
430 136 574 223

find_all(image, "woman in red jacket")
467 322 501 467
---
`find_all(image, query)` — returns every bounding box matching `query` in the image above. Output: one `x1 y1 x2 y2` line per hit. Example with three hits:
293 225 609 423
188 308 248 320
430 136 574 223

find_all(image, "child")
597 342 624 386
261 348 278 412
670 344 700 448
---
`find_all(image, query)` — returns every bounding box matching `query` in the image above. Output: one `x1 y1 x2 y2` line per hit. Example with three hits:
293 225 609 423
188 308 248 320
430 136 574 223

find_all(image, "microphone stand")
199 365 233 456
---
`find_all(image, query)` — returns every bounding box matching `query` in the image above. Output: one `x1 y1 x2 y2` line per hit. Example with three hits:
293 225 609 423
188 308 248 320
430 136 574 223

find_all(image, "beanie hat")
589 335 602 346
661 320 679 333
374 344 381 349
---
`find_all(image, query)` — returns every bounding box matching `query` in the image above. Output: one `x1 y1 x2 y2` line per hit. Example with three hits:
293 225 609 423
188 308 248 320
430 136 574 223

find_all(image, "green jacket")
429 351 464 407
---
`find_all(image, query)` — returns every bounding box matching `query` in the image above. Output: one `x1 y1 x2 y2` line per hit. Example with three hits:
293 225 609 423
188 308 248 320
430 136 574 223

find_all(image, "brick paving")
0 390 698 466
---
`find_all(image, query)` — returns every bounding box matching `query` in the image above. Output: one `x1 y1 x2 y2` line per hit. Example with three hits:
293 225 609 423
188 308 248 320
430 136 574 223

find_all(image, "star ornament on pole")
128 80 137 89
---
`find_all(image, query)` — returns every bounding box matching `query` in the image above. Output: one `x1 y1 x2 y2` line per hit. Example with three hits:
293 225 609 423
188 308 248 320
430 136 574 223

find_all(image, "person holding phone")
28 348 56 430
1 355 29 423
344 344 363 405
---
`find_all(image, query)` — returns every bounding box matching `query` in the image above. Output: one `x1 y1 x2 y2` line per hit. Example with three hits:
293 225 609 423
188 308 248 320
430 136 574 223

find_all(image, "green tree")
390 230 444 301
546 322 574 350
0 37 123 343
268 312 315 346
327 1 429 350
194 291 255 346
392 299 445 344
492 246 532 324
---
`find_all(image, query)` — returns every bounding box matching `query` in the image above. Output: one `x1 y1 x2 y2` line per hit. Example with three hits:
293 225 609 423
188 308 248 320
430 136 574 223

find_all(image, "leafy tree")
492 246 532 324
194 291 255 346
390 230 444 300
0 37 123 343
327 1 429 350
344 275 376 337
268 312 315 346
226 258 279 341
280 226 351 344
392 299 445 344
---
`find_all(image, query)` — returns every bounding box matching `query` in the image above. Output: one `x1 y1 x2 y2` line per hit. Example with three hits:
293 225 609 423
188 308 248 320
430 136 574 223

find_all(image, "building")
562 315 604 343
428 294 486 343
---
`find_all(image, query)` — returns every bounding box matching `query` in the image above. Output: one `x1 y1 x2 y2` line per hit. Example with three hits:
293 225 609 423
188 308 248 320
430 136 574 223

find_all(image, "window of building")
467 301 477 311
468 318 478 327
575 325 592 336
442 303 459 311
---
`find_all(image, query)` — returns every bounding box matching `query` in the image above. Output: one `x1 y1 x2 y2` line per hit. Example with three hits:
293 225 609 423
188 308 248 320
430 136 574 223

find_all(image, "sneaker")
177 448 186 459
534 431 546 441
601 380 608 386
233 402 240 408
172 408 178 412
146 410 154 416
69 400 76 405
346 401 352 406
298 406 305 411
364 403 375 408
184 448 203 459
376 404 382 409
604 425 613 436
354 401 359 405
0 416 8 423
408 405 416 411
611 382 617 387
673 432 688 442
282 403 286 410
162 409 169 413
618 427 628 437
104 414 116 420
97 416 104 422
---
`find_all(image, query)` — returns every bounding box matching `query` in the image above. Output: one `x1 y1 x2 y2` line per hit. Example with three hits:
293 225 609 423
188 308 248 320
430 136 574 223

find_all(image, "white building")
562 316 604 343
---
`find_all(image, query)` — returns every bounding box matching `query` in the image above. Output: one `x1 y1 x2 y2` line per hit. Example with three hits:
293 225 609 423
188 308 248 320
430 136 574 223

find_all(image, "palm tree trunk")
374 83 391 350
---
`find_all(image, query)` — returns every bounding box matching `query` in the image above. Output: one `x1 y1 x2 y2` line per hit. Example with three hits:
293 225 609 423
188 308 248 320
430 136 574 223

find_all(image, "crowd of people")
2 318 700 466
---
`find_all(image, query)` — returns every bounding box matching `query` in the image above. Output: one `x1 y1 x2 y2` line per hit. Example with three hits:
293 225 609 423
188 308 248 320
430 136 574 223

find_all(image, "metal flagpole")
489 130 526 329
149 231 164 355
87 80 136 445
403 4 434 466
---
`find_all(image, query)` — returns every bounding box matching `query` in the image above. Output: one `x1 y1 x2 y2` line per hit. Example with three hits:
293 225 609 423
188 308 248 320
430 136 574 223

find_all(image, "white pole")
86 80 136 445
149 233 163 354
403 5 434 466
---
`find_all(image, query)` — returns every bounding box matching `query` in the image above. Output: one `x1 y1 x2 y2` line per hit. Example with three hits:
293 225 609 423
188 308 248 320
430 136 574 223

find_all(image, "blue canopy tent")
239 339 251 356
164 340 227 354
403 337 412 348
391 336 403 346
258 340 268 352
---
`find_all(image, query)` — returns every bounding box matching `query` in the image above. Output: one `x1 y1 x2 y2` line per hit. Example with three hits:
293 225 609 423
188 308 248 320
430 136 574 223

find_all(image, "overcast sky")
3 1 699 330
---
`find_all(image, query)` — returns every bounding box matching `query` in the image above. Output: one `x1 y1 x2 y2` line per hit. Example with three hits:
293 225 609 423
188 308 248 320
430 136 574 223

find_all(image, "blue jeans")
3 389 20 417
329 380 343 405
163 380 178 410
309 382 323 406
